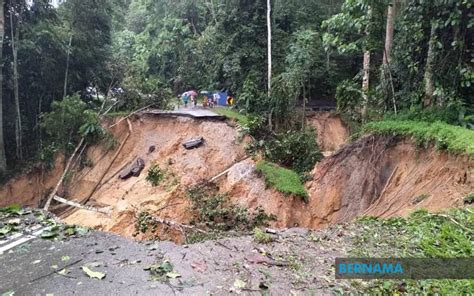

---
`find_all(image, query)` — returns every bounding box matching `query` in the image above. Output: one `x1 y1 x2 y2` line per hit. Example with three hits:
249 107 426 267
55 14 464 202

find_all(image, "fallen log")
208 156 250 183
44 138 85 211
109 104 152 128
53 195 111 215
82 119 133 205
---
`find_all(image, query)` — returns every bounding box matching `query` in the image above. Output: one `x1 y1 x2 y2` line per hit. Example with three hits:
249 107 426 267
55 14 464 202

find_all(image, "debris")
44 138 85 211
119 157 145 179
52 195 110 215
81 266 106 280
232 278 247 291
191 261 208 272
165 271 181 279
148 145 156 154
58 269 70 276
182 137 204 150
32 260 41 264
7 218 21 225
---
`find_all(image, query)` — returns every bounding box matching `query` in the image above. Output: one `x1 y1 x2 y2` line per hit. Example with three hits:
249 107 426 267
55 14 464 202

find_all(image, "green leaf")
1 291 15 296
41 231 58 239
233 279 246 289
58 269 70 276
165 271 181 278
0 225 13 236
61 256 71 262
81 266 106 280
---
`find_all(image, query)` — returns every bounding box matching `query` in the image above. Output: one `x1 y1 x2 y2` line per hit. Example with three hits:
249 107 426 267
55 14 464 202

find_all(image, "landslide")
220 135 473 229
0 112 472 242
307 112 349 153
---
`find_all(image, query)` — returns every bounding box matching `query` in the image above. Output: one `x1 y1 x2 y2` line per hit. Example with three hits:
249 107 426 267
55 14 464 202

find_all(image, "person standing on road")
182 93 189 108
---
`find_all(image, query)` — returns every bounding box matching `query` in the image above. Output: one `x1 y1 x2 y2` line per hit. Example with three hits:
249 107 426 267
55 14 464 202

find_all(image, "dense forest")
0 0 472 178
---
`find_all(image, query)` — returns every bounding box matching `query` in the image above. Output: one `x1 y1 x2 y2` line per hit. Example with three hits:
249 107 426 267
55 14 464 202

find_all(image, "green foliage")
336 79 363 120
256 161 309 202
363 120 474 157
261 130 323 175
145 260 176 282
146 164 165 187
384 106 468 126
41 95 109 154
253 228 275 244
186 183 275 232
213 108 249 126
464 193 474 205
351 207 474 294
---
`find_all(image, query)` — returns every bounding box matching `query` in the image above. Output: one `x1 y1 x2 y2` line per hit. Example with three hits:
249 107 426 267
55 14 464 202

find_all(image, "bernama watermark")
335 258 474 279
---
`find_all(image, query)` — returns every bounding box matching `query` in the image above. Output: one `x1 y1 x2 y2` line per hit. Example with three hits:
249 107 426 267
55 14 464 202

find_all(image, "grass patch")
253 227 275 244
213 107 249 125
350 207 474 294
363 120 474 157
256 161 308 202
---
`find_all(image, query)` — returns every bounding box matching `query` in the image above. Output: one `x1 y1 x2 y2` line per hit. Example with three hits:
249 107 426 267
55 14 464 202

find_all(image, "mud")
0 113 472 242
307 112 349 153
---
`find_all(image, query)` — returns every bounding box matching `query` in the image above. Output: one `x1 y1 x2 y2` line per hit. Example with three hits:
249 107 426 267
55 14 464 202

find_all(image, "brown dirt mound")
1 113 472 242
219 135 472 229
307 112 350 153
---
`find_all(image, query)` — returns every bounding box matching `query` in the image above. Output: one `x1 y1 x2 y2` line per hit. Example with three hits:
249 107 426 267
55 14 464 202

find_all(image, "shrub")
186 183 275 231
253 228 274 244
41 95 110 154
256 161 309 202
263 129 323 175
146 164 165 186
363 120 474 157
464 192 474 205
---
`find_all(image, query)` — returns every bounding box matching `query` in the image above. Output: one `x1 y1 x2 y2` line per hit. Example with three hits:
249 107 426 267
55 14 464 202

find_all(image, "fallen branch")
208 156 250 183
44 138 85 211
82 119 133 205
31 259 83 283
149 215 207 234
53 195 111 215
109 104 152 128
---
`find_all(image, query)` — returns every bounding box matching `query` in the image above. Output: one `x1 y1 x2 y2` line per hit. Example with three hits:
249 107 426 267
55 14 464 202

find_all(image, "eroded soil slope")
220 135 472 229
307 112 350 153
1 113 472 241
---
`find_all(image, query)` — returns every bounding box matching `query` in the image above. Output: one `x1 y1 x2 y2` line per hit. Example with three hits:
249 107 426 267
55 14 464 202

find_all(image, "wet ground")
0 211 352 295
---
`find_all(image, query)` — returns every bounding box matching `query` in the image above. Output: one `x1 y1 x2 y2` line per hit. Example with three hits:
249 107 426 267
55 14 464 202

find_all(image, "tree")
422 20 436 107
382 1 395 65
322 0 385 120
0 0 6 173
9 7 22 159
267 0 272 98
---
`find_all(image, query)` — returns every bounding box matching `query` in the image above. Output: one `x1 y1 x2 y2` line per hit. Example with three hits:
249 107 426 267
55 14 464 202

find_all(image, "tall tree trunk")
361 7 372 121
63 34 72 99
0 0 6 173
267 0 272 98
361 50 370 119
383 2 395 65
302 83 306 131
267 0 272 130
382 1 397 114
10 12 22 160
423 21 436 107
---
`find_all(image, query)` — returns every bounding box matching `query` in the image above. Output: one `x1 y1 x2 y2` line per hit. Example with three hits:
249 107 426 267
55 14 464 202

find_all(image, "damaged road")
0 212 351 295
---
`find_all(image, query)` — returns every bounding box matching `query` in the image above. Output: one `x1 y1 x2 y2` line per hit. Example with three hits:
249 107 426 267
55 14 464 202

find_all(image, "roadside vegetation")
364 120 474 157
214 108 249 126
349 207 474 294
256 161 309 202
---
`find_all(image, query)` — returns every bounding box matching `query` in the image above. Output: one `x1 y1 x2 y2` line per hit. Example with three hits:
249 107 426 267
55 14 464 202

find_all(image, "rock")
182 137 204 149
119 158 145 179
